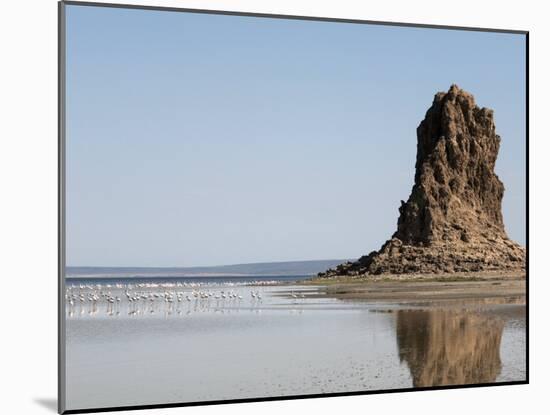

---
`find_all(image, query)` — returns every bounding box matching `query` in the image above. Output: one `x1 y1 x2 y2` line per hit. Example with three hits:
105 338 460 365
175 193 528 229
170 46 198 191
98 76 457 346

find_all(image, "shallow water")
64 279 526 410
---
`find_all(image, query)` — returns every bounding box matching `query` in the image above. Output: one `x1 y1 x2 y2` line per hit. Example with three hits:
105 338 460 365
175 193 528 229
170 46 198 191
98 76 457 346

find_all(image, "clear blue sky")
65 4 526 267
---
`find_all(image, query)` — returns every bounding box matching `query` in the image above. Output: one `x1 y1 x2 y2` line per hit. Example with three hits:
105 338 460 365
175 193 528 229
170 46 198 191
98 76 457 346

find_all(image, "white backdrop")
0 0 546 414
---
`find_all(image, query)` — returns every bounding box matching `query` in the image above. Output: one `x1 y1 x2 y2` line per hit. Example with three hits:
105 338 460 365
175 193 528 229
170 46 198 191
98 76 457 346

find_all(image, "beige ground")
296 270 526 303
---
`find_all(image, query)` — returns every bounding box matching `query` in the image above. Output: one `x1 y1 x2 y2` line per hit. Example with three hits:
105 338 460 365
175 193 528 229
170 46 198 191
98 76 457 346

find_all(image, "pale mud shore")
296 270 526 303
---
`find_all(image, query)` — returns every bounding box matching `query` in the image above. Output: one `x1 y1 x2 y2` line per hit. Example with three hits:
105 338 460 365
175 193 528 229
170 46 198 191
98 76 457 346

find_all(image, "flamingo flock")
64 281 272 318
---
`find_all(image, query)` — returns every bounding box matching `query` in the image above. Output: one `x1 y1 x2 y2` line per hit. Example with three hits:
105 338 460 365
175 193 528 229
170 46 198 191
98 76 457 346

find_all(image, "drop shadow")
34 398 57 413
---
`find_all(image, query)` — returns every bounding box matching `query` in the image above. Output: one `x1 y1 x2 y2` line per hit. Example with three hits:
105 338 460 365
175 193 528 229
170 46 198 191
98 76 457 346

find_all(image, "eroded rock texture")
319 85 525 277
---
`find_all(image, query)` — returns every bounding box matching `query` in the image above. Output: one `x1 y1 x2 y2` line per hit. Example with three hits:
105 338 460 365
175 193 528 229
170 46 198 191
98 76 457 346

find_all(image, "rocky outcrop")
319 85 525 278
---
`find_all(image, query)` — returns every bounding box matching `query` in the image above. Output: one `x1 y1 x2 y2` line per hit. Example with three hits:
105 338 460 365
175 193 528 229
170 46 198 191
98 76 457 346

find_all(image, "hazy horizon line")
66 258 354 269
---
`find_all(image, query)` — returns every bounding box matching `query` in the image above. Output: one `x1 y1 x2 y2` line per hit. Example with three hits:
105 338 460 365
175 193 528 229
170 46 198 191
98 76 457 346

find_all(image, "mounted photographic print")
59 1 528 413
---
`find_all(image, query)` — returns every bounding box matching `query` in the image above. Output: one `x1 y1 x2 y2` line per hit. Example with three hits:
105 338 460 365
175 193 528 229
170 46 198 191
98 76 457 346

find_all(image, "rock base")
318 237 525 278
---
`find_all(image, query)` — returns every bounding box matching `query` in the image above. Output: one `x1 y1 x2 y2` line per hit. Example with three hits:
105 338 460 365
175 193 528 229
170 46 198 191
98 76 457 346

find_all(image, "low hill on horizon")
66 259 352 278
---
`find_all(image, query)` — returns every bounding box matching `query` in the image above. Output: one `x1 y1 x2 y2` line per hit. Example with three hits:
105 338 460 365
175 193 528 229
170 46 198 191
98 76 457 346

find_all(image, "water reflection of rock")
396 309 504 387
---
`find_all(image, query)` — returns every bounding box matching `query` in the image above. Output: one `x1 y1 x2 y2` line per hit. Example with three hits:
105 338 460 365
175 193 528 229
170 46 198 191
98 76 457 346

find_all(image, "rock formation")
319 85 525 278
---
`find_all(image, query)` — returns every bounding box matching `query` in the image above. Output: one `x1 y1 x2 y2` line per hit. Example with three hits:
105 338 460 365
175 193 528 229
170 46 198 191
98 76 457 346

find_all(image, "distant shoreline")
65 259 352 279
65 274 312 279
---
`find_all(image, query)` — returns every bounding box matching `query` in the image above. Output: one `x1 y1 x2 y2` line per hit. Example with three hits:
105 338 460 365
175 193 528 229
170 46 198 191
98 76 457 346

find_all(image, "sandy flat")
295 271 526 303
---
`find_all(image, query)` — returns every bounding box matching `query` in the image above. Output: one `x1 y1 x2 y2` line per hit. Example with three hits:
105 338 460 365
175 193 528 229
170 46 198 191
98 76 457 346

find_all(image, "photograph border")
58 1 529 413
